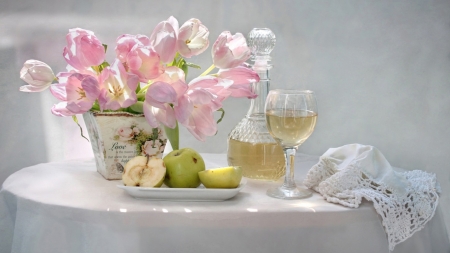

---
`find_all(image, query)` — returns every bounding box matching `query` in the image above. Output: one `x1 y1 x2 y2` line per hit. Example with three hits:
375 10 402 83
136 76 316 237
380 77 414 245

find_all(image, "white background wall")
1 0 449 239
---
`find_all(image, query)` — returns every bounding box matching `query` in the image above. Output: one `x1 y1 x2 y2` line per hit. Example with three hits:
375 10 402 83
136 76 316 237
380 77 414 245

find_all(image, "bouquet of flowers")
19 16 259 150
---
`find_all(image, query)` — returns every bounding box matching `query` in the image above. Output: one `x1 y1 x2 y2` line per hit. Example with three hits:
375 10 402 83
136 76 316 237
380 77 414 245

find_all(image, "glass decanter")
227 28 285 180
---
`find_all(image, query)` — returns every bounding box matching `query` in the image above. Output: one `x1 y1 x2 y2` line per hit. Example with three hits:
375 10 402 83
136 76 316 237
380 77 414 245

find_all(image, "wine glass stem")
283 148 297 189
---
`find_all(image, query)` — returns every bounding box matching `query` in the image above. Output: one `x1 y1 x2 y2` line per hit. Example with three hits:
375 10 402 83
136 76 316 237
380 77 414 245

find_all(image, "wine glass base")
266 186 312 200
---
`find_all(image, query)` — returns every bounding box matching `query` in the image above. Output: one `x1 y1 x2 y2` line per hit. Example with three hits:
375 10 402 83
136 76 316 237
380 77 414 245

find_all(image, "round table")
1 153 448 253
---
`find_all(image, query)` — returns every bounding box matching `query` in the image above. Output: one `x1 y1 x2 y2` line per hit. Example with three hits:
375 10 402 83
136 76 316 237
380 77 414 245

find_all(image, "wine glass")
264 89 318 199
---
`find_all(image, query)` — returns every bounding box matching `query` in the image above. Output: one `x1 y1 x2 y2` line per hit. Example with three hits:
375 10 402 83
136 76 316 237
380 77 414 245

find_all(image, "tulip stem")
200 64 216 77
137 93 145 100
164 121 179 150
139 82 152 95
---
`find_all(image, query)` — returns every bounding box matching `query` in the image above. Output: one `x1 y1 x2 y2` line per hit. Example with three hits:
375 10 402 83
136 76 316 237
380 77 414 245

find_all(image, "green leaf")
177 59 188 77
216 108 225 124
185 62 201 69
72 115 89 142
91 102 100 111
102 44 108 53
168 57 177 67
129 101 144 113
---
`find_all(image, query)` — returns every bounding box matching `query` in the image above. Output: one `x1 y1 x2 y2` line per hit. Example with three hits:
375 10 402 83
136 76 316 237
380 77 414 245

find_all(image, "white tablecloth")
1 153 448 253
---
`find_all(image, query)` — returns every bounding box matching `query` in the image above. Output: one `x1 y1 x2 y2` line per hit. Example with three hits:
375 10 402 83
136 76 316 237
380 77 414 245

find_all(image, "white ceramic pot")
83 111 167 180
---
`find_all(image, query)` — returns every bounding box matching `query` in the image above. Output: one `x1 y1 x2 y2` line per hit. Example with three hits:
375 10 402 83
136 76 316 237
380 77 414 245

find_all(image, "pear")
198 166 242 188
122 156 166 187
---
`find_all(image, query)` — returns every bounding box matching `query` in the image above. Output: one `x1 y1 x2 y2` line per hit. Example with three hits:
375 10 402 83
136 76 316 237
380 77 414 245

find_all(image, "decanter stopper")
247 28 276 70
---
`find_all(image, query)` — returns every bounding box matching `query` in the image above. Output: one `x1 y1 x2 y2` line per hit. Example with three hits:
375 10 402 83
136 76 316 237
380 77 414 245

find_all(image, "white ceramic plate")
117 179 246 201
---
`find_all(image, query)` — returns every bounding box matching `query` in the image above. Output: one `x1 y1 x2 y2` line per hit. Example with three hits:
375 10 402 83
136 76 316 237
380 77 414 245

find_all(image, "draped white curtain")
1 0 449 240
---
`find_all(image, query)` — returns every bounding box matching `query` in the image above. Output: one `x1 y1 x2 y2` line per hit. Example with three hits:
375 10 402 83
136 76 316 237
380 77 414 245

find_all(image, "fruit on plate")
163 148 205 188
198 166 242 188
122 156 166 187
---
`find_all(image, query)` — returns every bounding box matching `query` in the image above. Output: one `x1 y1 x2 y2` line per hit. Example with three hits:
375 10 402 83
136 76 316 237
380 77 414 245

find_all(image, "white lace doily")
303 144 440 251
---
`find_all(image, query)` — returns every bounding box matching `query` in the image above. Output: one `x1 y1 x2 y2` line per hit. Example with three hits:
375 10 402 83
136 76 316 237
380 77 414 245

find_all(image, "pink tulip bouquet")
19 16 259 150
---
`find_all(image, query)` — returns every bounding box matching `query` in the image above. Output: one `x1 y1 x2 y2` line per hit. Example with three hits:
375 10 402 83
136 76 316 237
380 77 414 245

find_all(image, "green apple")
198 166 242 188
122 156 166 187
163 148 205 188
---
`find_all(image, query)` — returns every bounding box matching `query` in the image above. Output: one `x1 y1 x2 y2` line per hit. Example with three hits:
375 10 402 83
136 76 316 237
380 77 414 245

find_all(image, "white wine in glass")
265 89 318 199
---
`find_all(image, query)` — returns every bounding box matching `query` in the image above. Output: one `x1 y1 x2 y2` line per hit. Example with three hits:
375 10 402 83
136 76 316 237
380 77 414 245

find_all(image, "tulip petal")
154 105 176 129
218 66 260 85
187 89 215 105
81 75 101 101
188 76 219 89
51 102 76 116
174 95 192 124
49 83 67 101
143 102 160 128
19 85 48 92
151 66 185 84
167 16 179 33
171 80 189 101
146 81 177 109
181 105 217 141
150 20 177 63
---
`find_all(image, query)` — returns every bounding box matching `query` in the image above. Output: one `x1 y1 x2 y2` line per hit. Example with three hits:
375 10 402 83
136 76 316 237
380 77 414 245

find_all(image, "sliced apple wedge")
122 156 166 187
198 166 242 188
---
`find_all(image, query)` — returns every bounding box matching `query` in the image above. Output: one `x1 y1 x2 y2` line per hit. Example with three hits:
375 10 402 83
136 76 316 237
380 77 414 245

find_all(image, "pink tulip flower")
19 60 55 92
66 73 100 113
150 16 179 63
177 18 210 58
186 76 223 110
173 78 225 141
188 68 258 102
172 66 258 141
126 44 164 82
143 75 189 129
63 28 105 71
51 102 76 116
182 106 217 141
98 60 139 111
151 66 185 84
115 34 150 63
217 66 259 98
49 69 97 101
51 73 100 116
143 81 182 129
212 31 251 69
178 89 218 142
147 66 190 125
